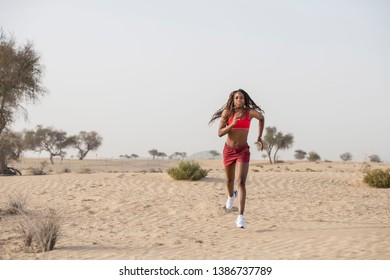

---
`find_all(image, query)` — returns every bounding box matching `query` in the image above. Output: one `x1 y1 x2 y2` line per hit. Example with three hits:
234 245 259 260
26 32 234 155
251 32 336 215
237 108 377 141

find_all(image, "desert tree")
273 132 294 163
69 131 102 160
23 125 73 164
120 154 139 159
169 152 186 160
257 126 294 164
307 151 321 162
0 130 23 174
340 152 352 162
368 154 381 163
0 30 46 173
120 154 138 159
209 150 220 158
294 150 307 160
169 152 182 160
260 127 276 164
157 152 167 160
148 149 158 160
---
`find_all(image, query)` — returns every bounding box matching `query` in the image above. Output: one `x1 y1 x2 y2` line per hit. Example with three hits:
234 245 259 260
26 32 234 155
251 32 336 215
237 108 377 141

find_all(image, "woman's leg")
224 163 236 197
236 162 249 215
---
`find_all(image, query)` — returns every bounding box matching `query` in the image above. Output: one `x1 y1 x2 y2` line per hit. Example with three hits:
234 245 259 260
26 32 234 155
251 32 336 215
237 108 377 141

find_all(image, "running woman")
209 89 265 228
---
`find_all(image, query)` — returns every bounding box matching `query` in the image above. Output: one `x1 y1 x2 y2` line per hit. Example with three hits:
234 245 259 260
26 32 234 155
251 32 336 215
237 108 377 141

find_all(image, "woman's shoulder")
221 108 233 121
248 108 264 119
221 108 230 116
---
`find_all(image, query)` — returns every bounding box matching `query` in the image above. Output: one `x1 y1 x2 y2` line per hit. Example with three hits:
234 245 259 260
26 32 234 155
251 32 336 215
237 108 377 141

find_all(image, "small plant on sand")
62 167 71 173
167 161 208 181
30 161 48 175
149 168 163 173
19 209 61 252
360 162 371 173
363 169 390 189
78 168 92 174
6 190 28 215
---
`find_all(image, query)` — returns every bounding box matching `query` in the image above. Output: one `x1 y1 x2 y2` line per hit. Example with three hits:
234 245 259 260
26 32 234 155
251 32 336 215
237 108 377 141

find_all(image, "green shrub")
167 161 208 181
363 169 390 188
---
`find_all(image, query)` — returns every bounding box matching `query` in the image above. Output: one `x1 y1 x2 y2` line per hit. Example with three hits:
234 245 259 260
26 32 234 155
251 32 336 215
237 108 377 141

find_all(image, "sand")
0 159 389 260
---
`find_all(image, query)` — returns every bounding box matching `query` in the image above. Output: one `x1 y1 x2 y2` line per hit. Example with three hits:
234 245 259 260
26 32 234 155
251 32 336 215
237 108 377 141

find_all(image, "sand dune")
0 160 389 259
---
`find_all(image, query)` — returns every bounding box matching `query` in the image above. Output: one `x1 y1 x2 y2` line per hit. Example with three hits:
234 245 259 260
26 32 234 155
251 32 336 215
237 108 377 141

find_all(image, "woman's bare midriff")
226 130 249 147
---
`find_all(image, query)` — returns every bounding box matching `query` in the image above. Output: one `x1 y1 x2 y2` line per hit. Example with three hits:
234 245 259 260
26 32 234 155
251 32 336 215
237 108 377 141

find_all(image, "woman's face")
233 92 245 108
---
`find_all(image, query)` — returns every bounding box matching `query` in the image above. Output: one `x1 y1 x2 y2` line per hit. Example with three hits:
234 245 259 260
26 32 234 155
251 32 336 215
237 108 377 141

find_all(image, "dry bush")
78 168 92 174
6 190 28 215
149 168 163 173
19 209 61 252
29 161 49 175
61 167 71 173
360 162 371 173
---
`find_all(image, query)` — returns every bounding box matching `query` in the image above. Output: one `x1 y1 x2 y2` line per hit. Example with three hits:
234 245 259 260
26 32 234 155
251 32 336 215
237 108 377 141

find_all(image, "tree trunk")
267 150 273 164
78 149 86 160
0 153 7 174
80 150 88 160
0 121 7 172
49 155 54 165
273 148 280 164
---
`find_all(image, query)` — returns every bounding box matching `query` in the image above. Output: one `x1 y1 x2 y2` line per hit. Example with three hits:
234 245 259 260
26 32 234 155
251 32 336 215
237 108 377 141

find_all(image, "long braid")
237 89 264 114
208 91 234 125
208 89 264 125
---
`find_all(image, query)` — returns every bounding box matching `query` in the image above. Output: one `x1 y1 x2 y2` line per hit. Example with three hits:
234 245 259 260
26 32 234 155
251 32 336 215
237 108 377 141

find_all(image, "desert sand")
0 159 389 260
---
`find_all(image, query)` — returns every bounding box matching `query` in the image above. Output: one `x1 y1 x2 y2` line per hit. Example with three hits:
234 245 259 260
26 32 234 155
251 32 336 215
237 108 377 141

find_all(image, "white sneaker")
236 214 245 228
225 190 237 211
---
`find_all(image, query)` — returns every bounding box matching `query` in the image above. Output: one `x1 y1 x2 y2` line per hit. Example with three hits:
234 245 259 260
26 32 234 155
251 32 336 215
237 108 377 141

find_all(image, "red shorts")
223 143 250 166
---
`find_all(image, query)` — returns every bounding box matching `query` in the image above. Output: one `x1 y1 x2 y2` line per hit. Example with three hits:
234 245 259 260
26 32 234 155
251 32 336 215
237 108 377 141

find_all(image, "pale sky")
2 0 390 161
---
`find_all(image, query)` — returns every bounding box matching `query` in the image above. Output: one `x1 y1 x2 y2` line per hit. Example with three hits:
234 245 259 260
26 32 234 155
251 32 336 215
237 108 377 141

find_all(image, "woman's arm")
250 109 265 149
218 109 237 137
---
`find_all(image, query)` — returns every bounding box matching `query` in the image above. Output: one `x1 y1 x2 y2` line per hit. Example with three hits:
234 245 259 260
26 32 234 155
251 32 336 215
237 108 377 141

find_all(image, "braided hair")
208 89 264 125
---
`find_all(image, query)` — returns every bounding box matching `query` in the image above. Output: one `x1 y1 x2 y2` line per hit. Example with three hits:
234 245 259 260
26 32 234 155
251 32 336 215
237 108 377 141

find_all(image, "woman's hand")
218 109 237 137
231 112 240 126
256 137 264 151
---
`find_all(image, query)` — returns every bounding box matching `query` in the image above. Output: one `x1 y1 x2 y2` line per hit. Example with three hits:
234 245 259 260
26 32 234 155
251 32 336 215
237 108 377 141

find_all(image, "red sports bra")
227 110 251 130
